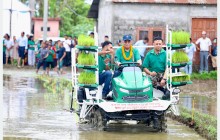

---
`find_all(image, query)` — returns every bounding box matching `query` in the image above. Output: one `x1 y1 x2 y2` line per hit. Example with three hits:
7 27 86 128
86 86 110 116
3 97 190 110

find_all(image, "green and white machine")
70 25 192 131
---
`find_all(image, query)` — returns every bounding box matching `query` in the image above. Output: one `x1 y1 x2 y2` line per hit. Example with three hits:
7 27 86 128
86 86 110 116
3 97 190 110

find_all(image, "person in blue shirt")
57 41 66 74
211 38 217 70
185 38 196 74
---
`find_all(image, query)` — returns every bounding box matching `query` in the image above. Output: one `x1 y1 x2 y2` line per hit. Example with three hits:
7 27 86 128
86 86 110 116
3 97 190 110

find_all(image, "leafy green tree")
20 0 94 37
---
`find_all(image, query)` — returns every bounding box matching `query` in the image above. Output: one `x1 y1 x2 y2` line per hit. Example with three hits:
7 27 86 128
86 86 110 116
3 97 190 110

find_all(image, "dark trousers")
37 59 46 70
99 70 112 97
3 52 6 64
64 52 71 66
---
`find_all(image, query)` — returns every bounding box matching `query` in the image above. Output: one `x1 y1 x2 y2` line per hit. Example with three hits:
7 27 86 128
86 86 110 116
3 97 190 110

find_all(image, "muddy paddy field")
3 67 216 140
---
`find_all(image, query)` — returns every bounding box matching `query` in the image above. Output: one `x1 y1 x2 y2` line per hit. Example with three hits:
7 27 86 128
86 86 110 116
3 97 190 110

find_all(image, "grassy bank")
169 106 217 140
191 71 217 80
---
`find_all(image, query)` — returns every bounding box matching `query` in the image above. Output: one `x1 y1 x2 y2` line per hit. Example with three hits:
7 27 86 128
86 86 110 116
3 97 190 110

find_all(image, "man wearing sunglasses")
115 35 141 65
142 37 169 100
114 35 142 77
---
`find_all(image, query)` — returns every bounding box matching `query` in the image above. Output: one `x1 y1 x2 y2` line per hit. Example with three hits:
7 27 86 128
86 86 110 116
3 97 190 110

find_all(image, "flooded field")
180 94 216 117
3 71 206 140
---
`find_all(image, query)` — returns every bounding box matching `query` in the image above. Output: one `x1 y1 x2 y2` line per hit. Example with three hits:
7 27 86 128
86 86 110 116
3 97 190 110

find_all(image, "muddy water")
3 74 206 140
179 94 217 117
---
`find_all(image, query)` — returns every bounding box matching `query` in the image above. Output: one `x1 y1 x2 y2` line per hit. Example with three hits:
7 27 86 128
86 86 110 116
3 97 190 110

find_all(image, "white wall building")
2 0 31 38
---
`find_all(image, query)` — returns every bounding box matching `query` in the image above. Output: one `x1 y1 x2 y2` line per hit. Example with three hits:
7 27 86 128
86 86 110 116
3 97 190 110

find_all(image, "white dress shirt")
17 36 28 49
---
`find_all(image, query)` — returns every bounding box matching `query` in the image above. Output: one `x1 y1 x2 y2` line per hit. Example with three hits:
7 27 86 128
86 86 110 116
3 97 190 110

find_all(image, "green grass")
178 106 217 140
172 51 189 63
191 71 217 80
171 31 190 44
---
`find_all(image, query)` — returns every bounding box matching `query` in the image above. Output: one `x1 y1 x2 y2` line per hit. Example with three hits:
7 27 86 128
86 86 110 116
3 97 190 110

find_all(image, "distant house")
88 0 217 71
2 0 31 37
32 17 61 40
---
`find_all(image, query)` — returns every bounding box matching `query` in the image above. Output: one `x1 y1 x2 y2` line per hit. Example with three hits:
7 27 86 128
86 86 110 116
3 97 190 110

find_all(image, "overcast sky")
85 0 92 4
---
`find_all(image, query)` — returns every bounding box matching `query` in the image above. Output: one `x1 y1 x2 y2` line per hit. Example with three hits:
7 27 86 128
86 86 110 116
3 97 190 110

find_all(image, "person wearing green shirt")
113 35 142 77
28 36 35 66
142 37 169 99
142 37 169 129
46 44 55 75
98 41 114 99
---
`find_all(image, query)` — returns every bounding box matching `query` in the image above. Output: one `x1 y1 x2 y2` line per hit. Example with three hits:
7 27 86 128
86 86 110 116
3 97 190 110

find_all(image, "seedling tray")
76 64 98 69
168 61 192 68
168 73 192 87
167 44 191 50
78 83 98 88
171 81 192 87
76 45 98 50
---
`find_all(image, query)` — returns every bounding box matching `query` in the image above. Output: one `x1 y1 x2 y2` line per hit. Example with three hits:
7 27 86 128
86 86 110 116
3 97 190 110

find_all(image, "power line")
63 0 87 19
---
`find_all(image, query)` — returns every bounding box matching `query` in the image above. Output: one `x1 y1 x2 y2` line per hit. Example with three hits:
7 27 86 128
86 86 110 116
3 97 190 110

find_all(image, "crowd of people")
2 31 217 76
3 31 78 75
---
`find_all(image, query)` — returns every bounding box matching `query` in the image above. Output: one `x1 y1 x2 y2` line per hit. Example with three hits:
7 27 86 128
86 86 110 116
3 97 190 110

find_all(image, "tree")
20 0 94 37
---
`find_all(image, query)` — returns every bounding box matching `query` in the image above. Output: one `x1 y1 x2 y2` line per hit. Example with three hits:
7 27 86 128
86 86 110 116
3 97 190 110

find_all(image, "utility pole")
29 0 35 34
43 0 48 41
9 0 13 36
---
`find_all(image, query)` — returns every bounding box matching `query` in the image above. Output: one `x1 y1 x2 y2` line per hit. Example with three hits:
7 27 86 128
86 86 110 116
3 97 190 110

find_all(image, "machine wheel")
160 113 168 132
88 108 107 130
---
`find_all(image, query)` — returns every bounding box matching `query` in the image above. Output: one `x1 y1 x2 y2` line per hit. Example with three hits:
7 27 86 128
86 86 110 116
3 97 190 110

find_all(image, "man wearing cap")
98 41 114 99
114 34 141 73
195 31 212 73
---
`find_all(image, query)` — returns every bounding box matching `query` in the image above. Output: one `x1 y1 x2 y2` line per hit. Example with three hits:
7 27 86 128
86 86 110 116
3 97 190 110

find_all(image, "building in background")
32 17 61 40
2 0 31 37
88 0 217 71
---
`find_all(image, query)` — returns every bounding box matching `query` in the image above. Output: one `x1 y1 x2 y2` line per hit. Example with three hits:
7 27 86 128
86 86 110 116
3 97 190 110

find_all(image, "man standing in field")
195 31 212 73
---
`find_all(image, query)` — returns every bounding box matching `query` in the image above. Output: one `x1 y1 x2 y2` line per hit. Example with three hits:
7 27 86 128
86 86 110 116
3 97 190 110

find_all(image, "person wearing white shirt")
134 37 149 61
17 32 28 68
63 35 71 66
185 38 196 74
4 34 14 65
195 31 212 73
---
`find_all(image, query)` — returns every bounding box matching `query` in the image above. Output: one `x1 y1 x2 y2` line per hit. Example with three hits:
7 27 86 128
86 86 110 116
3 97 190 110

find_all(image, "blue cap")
123 35 132 41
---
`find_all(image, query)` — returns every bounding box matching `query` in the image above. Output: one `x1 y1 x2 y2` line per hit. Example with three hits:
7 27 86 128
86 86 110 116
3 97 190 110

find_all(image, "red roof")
32 17 61 21
112 0 217 4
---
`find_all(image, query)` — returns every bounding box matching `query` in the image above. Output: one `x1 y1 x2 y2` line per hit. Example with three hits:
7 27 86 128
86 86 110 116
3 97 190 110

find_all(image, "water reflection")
180 94 216 117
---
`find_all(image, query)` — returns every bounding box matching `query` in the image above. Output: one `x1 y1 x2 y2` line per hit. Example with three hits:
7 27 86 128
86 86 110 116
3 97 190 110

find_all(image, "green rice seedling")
172 74 190 82
172 51 189 63
78 34 95 46
78 71 96 84
172 31 190 44
77 52 96 65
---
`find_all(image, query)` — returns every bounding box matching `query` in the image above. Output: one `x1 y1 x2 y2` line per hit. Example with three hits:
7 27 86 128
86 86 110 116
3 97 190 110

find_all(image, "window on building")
41 27 50 32
139 31 148 40
136 27 165 45
153 31 162 42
